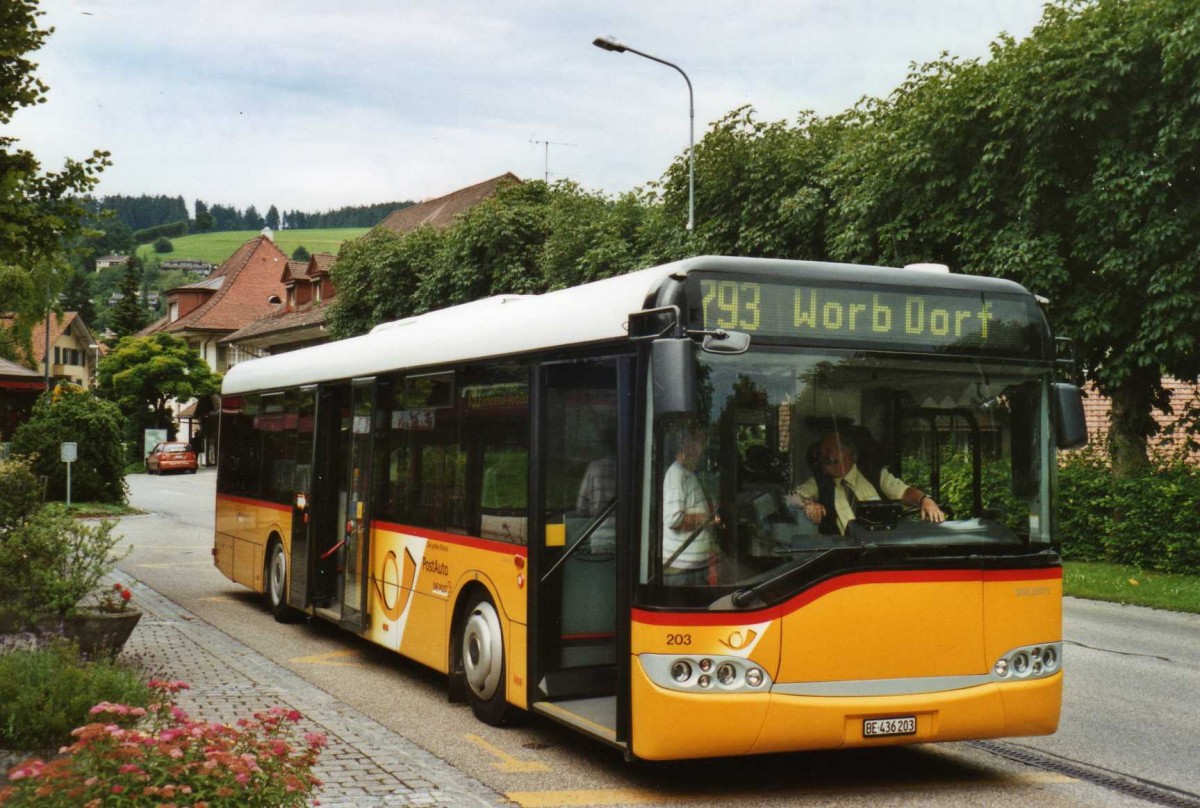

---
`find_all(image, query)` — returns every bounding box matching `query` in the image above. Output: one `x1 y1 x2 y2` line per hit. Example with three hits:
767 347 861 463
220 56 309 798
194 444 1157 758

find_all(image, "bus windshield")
643 347 1053 608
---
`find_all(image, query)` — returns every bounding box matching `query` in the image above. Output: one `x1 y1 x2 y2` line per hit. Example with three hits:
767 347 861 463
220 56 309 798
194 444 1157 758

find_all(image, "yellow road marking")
135 560 212 568
289 649 363 667
505 774 1077 806
464 734 550 773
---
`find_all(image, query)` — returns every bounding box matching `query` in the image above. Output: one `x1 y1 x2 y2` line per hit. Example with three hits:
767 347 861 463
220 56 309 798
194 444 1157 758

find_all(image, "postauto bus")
213 256 1087 760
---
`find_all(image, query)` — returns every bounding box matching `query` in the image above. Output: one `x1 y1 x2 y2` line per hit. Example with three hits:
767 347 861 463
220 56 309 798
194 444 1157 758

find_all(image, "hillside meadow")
135 228 368 266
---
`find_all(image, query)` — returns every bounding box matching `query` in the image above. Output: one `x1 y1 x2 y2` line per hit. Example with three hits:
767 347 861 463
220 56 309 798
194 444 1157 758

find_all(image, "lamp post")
593 36 694 233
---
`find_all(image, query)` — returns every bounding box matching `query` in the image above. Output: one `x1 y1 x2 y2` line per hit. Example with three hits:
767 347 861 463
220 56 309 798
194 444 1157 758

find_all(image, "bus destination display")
696 277 1033 352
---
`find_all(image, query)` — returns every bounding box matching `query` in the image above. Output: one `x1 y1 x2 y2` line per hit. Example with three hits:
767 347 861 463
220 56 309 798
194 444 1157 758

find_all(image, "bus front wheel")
461 590 512 725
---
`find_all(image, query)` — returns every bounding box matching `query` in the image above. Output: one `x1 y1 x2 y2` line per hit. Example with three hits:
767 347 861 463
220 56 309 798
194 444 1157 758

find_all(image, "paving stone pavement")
114 569 509 807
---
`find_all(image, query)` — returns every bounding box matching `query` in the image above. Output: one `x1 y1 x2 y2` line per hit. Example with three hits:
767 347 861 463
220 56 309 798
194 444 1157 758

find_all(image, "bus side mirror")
652 338 696 417
1053 383 1088 450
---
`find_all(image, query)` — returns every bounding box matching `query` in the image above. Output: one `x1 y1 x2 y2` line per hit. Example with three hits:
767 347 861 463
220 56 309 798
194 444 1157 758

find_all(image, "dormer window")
315 282 322 304
169 301 180 322
287 287 295 309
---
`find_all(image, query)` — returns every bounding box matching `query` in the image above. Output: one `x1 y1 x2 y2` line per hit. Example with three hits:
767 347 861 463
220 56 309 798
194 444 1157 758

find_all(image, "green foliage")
152 235 173 253
0 643 151 751
291 244 310 261
109 253 147 337
97 333 221 439
10 384 127 504
0 503 121 618
0 455 41 531
0 0 110 341
1057 445 1200 574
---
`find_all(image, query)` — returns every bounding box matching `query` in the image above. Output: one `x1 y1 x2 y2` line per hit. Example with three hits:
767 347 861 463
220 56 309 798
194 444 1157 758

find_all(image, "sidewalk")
113 568 507 807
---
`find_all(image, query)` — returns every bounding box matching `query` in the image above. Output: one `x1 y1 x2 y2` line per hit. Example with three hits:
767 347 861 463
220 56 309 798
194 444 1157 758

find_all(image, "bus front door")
531 357 631 748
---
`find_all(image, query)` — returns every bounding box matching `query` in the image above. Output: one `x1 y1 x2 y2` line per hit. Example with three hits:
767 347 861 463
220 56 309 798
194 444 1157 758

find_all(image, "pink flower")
286 709 302 722
111 785 125 795
118 764 142 774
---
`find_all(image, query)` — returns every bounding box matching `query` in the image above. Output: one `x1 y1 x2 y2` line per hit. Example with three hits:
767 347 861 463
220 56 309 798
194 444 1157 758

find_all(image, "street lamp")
593 36 695 233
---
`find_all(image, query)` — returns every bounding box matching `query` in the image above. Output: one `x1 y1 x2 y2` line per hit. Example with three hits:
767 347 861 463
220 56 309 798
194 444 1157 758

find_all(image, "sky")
9 0 1050 215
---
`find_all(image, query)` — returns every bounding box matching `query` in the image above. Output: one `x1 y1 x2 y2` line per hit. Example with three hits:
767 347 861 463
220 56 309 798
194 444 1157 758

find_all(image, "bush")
0 505 121 619
1057 444 1200 574
0 456 41 532
0 643 151 751
10 384 127 504
152 236 173 253
0 680 326 806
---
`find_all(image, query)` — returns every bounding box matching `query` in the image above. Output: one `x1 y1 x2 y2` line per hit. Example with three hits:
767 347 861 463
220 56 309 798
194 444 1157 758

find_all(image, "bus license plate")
863 716 916 737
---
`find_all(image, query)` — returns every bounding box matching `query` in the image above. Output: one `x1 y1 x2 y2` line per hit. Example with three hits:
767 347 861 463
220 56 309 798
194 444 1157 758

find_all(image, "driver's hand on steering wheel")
803 501 825 525
920 497 946 523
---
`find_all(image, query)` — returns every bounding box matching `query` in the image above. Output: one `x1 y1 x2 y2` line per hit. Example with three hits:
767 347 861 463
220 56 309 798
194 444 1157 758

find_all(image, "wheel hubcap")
270 547 286 605
462 601 503 700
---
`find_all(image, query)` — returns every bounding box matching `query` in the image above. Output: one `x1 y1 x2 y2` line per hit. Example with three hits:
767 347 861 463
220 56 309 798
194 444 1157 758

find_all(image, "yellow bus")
213 256 1086 760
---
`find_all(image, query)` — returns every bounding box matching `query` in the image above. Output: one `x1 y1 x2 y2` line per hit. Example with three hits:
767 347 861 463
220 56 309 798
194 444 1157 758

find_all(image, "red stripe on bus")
216 493 291 514
632 567 1061 627
371 520 529 557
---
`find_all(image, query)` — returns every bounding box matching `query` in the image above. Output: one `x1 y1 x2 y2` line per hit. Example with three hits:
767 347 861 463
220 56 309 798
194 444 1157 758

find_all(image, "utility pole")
530 137 577 183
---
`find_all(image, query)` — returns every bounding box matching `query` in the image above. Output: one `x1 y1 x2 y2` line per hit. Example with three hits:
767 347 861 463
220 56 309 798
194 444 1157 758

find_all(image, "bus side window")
461 363 529 544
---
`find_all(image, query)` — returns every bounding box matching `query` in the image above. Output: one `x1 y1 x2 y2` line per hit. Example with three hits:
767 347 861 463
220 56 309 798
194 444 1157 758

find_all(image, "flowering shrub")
0 680 326 807
94 582 135 614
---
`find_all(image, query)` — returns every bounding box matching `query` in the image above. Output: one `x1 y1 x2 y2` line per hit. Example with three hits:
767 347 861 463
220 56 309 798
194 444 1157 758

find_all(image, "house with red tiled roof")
372 173 521 236
140 234 288 374
221 253 338 356
0 311 99 389
221 174 521 359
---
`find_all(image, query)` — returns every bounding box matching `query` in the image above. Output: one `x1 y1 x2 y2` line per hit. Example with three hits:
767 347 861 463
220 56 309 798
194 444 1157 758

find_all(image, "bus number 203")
666 633 692 646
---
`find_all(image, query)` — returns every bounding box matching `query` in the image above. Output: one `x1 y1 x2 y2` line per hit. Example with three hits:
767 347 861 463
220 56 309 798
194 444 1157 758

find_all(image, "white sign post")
61 442 78 507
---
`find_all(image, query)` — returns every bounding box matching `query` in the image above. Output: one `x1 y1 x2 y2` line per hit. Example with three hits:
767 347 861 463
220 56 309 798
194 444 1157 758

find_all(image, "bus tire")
265 539 299 623
461 589 512 726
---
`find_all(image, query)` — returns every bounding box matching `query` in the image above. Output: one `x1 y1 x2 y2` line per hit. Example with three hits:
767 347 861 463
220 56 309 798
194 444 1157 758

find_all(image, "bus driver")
790 432 945 535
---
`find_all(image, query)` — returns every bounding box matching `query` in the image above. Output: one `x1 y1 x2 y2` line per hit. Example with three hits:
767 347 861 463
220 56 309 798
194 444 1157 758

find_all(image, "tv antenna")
530 137 577 182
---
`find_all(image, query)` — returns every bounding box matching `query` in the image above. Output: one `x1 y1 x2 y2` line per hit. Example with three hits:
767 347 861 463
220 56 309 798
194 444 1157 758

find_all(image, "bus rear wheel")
461 590 512 725
265 540 299 623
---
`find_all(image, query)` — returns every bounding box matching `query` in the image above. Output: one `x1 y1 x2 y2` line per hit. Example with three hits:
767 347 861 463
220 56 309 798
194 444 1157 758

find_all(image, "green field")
135 228 368 266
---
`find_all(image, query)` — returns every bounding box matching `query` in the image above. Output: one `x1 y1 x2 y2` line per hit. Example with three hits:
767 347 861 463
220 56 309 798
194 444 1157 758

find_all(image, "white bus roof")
222 263 674 395
222 256 1036 395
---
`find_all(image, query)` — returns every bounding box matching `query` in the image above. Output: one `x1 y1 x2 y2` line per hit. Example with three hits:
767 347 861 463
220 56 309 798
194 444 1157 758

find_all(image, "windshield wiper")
718 545 866 610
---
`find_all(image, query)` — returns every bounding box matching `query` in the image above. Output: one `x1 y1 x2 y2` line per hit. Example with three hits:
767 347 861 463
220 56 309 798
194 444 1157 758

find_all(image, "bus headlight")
992 642 1061 683
642 655 774 693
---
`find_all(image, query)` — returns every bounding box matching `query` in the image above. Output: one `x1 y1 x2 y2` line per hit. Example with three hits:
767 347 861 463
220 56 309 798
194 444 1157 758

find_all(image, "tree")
59 266 96 324
97 333 220 441
825 0 1200 474
153 236 174 253
0 0 110 363
265 204 280 230
109 254 146 337
243 204 264 230
291 245 310 262
10 383 127 503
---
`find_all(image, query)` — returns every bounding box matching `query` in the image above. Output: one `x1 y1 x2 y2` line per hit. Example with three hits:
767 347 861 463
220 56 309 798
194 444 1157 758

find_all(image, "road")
114 470 1200 807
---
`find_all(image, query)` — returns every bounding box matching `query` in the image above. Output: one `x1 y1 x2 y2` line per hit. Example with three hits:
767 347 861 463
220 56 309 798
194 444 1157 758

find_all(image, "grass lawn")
1064 561 1200 614
135 228 368 266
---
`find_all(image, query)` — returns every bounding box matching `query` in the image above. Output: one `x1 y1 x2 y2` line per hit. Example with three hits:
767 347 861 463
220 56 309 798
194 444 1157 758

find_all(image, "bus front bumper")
630 657 1062 760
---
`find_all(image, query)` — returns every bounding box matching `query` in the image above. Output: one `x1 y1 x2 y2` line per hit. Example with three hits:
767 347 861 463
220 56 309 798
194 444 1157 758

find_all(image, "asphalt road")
114 469 1199 807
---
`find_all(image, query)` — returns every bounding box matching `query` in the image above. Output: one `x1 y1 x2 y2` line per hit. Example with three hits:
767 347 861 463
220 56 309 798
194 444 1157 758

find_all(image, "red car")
145 442 198 474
